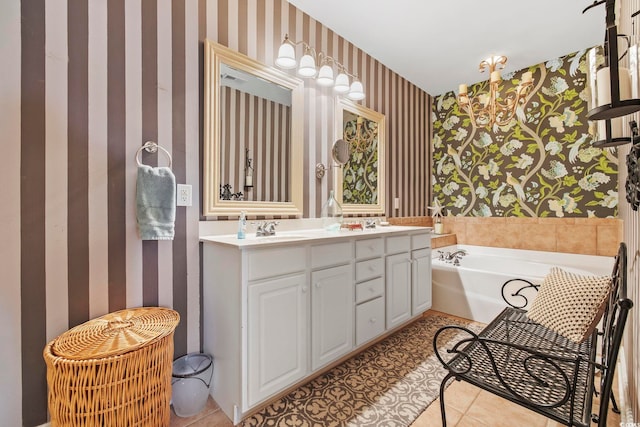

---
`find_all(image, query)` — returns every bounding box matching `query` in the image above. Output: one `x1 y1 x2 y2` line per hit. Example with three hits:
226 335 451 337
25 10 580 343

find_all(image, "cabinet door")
386 252 412 329
247 273 308 407
311 264 354 370
412 248 432 315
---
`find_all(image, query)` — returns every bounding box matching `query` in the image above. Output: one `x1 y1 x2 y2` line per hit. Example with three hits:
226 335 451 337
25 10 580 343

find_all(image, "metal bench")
433 243 633 427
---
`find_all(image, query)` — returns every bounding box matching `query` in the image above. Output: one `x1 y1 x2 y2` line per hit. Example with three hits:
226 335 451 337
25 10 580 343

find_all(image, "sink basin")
247 234 309 242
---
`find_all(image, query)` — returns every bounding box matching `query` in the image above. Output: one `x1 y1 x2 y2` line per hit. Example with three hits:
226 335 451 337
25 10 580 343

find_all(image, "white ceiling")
287 0 607 96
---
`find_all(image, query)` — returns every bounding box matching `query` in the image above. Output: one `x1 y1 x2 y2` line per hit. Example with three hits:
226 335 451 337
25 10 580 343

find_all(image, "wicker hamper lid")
50 307 180 360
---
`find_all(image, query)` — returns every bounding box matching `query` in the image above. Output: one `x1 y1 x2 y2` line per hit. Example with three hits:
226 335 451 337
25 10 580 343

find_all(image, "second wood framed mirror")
334 98 386 215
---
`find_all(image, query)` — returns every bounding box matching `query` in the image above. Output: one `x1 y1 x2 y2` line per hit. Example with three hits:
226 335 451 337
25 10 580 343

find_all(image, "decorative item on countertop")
321 190 343 232
237 211 247 239
135 141 176 241
434 216 444 235
428 199 444 234
341 222 363 231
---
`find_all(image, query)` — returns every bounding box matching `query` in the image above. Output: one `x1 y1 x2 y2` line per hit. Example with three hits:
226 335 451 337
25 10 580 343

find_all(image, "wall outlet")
177 184 192 206
394 197 400 209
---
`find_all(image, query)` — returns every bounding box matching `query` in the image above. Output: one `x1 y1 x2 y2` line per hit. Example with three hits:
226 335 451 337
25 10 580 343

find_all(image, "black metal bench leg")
440 373 454 427
610 390 620 414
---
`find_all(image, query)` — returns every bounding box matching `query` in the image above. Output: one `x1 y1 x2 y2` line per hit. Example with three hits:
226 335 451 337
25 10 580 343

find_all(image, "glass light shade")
334 72 350 93
275 42 296 69
316 64 334 86
297 54 317 77
347 80 365 100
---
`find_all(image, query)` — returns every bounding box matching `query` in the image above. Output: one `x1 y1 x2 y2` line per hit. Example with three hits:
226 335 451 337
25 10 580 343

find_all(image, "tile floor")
169 381 621 427
169 309 621 427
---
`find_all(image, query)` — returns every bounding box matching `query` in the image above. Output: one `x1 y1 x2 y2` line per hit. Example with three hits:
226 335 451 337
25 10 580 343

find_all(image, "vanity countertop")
200 225 433 248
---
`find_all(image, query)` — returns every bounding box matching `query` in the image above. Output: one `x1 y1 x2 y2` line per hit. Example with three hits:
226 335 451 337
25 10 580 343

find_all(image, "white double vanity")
200 225 432 423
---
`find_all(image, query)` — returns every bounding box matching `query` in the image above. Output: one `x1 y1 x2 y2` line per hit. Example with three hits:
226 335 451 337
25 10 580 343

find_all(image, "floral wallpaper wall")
432 48 618 218
342 111 380 205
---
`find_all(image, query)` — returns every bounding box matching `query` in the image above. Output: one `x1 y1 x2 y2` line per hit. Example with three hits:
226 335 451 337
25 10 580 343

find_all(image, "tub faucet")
445 249 467 261
255 221 279 237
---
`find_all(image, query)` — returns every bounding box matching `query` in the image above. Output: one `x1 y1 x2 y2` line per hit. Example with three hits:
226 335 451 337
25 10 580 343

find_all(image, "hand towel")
136 165 176 240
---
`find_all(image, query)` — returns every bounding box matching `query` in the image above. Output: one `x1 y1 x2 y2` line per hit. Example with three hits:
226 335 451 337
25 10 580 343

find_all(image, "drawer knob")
302 286 308 293
369 318 377 323
369 265 375 271
369 287 375 293
314 282 320 288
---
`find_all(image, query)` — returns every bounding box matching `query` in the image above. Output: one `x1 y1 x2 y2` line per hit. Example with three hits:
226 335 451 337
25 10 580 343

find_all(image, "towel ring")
136 141 172 168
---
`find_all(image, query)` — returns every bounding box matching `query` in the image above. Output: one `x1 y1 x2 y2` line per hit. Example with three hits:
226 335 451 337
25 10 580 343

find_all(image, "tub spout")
446 249 467 260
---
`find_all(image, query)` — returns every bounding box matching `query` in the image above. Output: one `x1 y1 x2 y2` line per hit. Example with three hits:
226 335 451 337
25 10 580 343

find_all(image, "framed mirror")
203 40 304 217
334 98 386 215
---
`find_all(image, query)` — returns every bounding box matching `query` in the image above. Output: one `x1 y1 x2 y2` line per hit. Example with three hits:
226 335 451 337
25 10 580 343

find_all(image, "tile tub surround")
387 215 621 255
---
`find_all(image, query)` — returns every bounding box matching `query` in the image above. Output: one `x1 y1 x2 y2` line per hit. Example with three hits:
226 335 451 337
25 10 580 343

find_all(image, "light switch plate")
177 184 192 206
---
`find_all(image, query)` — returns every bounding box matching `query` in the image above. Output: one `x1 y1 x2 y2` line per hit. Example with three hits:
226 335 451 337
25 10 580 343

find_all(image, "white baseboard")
36 423 51 427
617 349 634 423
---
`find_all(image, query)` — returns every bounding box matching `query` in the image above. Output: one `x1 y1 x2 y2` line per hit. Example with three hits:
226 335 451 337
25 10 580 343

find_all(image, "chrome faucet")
436 249 467 266
445 249 467 260
255 221 279 237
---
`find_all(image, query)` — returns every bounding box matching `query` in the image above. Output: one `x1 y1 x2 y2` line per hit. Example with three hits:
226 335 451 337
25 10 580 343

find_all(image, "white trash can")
171 353 213 417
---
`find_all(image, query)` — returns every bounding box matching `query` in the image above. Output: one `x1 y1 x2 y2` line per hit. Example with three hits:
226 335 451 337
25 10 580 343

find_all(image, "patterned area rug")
242 313 482 427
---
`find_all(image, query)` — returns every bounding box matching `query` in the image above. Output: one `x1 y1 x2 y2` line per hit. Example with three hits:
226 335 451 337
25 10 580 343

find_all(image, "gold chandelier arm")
478 55 507 73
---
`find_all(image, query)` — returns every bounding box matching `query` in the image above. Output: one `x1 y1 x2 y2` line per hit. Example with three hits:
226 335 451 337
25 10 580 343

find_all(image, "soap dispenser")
237 211 247 239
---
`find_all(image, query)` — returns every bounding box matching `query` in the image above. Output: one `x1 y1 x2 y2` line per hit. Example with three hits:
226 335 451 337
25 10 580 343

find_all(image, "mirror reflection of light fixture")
584 0 640 122
276 34 365 101
457 55 534 129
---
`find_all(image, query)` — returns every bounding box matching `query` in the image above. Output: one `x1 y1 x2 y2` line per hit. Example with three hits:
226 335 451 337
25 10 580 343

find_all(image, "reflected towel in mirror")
136 165 176 240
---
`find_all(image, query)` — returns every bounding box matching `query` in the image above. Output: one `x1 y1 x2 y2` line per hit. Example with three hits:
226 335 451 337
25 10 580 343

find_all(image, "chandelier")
457 55 533 128
275 34 365 101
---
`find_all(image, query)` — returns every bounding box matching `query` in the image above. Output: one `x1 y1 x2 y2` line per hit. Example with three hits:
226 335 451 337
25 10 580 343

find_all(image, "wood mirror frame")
334 98 386 215
203 40 304 217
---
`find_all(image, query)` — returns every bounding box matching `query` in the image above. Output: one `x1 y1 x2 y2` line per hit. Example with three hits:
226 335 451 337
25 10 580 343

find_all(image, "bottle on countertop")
237 211 247 239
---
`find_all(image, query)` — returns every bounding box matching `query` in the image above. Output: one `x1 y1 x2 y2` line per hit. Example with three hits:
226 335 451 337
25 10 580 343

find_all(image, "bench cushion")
527 267 611 343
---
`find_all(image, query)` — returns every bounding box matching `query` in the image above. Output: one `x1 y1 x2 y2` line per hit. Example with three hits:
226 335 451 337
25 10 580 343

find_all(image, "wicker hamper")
43 307 180 427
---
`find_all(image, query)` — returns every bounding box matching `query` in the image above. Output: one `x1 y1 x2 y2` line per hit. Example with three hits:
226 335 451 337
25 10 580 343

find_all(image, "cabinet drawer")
386 235 410 254
355 258 384 282
355 238 384 260
411 233 431 250
355 277 384 304
248 247 306 281
355 297 385 346
311 241 352 269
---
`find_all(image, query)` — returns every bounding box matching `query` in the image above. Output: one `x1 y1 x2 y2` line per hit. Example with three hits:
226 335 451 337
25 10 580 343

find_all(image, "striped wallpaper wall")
220 86 291 202
618 1 640 421
1 0 430 426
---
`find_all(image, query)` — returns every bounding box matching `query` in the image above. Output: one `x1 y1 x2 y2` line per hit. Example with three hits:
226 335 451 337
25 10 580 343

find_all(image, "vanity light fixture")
276 34 365 101
457 55 534 129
